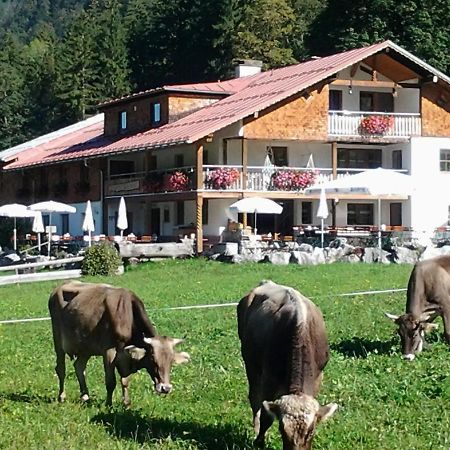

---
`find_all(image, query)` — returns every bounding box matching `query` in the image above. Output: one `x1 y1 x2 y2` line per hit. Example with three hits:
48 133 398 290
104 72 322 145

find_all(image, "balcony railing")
328 111 421 138
106 165 408 196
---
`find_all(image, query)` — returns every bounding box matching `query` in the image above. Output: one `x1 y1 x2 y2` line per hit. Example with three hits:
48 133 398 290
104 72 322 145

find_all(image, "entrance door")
151 208 161 236
276 200 294 235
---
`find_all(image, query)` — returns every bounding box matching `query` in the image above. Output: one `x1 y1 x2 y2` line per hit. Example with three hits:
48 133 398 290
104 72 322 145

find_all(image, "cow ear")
171 338 184 347
422 322 438 333
384 312 399 322
317 403 338 423
262 400 280 418
124 345 146 361
173 351 190 365
418 312 432 322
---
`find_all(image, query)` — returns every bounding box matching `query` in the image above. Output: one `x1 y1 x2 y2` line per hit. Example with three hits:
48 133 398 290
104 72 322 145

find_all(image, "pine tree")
56 10 98 122
0 34 28 150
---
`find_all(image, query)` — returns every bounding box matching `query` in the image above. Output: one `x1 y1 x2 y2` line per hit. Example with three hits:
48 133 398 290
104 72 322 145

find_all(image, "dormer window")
119 111 127 133
152 103 161 124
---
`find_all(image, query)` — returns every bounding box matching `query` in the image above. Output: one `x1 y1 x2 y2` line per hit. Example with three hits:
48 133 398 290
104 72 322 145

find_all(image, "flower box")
271 169 317 191
360 115 394 135
165 171 190 192
206 167 240 189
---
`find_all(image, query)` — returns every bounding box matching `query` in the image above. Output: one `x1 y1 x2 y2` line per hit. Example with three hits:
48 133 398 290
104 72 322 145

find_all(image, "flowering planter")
360 115 394 135
207 168 240 190
165 171 190 192
271 170 317 191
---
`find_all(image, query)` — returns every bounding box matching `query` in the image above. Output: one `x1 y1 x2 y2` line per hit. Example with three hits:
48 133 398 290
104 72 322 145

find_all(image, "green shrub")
81 242 122 276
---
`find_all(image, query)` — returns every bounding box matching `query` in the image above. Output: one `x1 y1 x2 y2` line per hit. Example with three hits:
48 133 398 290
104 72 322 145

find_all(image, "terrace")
105 165 408 197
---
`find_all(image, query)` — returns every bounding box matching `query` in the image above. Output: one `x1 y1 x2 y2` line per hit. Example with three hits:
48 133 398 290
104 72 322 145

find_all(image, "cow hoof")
58 393 66 403
80 394 90 403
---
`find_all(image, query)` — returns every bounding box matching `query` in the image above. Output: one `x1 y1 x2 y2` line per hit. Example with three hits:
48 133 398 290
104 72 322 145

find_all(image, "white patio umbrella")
262 154 275 190
317 188 329 248
117 197 128 238
0 203 36 251
82 200 95 247
229 197 283 235
305 168 414 257
29 200 76 256
32 211 45 253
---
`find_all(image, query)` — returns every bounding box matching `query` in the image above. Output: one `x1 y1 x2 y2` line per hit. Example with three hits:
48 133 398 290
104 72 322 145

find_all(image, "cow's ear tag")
124 345 146 360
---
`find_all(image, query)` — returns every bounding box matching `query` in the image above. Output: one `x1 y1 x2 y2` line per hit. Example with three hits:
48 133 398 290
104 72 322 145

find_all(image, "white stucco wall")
409 137 450 237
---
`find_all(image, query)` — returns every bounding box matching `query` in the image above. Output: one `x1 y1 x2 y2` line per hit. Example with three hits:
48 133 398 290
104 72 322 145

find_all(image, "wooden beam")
330 80 397 88
196 143 204 190
331 142 338 179
196 194 203 254
350 63 359 78
242 138 248 191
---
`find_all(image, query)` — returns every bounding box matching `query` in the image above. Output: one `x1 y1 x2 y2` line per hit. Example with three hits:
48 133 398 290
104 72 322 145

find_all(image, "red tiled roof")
6 40 447 171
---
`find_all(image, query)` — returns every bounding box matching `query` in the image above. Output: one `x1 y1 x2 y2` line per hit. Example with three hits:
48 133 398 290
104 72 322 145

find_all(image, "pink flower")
360 115 394 135
207 168 240 189
166 171 190 191
271 170 317 191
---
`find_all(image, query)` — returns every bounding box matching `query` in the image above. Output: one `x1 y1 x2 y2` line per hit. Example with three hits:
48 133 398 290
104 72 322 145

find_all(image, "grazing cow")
48 281 190 406
237 280 337 450
386 255 450 360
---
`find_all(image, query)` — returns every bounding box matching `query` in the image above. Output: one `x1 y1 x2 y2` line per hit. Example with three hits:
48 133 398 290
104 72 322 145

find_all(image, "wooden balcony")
106 165 408 197
328 111 421 139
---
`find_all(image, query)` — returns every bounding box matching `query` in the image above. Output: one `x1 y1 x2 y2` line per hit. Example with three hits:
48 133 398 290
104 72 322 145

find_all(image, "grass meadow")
1 260 450 449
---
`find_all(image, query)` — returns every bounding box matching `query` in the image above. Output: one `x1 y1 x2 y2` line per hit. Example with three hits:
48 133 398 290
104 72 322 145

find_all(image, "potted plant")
360 115 394 135
271 169 317 191
207 167 240 189
166 170 190 191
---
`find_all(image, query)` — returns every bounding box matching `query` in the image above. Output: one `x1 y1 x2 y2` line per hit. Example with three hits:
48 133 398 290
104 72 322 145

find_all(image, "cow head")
124 336 190 394
263 394 338 450
385 312 438 360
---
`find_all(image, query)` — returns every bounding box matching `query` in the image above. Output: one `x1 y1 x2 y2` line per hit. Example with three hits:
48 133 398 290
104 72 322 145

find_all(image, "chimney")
234 59 263 78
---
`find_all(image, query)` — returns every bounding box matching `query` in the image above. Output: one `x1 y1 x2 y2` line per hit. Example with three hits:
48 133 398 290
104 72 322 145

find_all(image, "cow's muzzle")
155 383 172 394
403 353 415 361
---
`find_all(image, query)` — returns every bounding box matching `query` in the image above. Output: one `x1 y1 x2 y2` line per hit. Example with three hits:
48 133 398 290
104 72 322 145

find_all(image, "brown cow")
48 281 190 406
237 280 337 450
385 255 450 360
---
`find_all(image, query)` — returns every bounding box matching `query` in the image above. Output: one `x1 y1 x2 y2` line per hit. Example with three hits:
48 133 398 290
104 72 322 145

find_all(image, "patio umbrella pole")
48 212 52 257
13 217 17 251
254 210 258 235
378 198 382 262
321 218 324 248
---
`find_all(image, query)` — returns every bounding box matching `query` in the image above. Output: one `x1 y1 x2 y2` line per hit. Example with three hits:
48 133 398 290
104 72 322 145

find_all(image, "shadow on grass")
92 410 252 449
331 336 397 358
0 391 54 404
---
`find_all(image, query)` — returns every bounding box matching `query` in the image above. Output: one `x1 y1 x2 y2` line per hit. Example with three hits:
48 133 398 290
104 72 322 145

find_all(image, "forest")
0 0 448 151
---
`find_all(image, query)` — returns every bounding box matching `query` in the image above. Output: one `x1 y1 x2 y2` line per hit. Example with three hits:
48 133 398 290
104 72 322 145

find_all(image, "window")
223 139 228 165
164 208 170 223
203 150 209 165
329 90 343 110
347 203 374 225
110 160 135 176
119 111 127 132
269 146 288 166
301 202 312 224
175 154 184 167
440 149 450 171
176 201 184 225
152 103 161 124
61 214 69 235
392 150 402 170
202 199 208 225
360 92 394 112
390 203 402 226
338 148 381 169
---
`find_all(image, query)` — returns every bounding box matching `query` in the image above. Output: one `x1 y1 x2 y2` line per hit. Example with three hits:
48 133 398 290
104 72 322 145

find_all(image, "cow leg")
120 376 131 408
103 349 117 407
254 406 275 448
55 348 66 403
74 356 90 402
442 309 450 344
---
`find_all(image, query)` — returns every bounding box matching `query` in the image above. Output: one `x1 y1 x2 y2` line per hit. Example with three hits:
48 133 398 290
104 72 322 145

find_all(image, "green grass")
0 260 448 449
